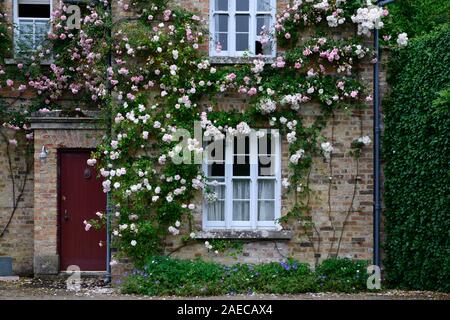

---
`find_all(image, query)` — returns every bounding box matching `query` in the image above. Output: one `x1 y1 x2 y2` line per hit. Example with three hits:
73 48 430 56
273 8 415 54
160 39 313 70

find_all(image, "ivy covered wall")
383 23 450 292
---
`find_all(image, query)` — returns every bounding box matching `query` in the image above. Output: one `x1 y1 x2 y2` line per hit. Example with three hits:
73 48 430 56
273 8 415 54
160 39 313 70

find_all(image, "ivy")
383 23 450 292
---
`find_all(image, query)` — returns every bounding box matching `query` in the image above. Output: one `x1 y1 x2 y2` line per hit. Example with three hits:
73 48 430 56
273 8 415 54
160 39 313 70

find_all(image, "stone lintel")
29 117 104 130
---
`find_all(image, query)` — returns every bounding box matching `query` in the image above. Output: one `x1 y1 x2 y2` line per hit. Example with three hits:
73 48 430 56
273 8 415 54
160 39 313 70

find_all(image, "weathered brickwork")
0 130 34 275
0 0 389 275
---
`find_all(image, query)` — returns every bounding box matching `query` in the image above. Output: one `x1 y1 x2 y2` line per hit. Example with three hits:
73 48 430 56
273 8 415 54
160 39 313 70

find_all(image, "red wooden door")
59 150 106 271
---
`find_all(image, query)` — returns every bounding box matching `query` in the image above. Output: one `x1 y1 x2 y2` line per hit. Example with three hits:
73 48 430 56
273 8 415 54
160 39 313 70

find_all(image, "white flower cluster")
205 191 218 203
200 112 225 140
168 220 181 235
101 167 127 192
192 175 204 190
351 2 385 36
258 98 277 114
321 141 334 156
357 135 371 145
289 149 305 164
251 59 265 73
397 33 408 47
287 131 297 144
204 241 213 250
285 120 298 144
186 138 203 154
280 93 309 111
354 44 368 59
314 0 330 11
326 9 345 28
229 122 251 136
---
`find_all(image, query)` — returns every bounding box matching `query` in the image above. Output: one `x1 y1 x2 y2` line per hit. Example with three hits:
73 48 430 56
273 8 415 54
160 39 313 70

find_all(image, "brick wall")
0 0 389 275
0 130 34 275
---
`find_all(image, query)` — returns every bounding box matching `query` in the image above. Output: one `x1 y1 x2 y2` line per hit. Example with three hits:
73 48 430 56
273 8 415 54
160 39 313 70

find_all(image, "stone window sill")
195 229 292 240
209 56 275 65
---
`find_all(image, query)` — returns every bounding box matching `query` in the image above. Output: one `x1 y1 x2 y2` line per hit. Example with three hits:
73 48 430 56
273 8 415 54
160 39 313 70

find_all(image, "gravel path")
0 277 448 300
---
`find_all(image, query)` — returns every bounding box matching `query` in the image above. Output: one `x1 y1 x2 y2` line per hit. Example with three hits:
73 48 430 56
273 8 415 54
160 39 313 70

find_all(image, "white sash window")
210 0 276 57
14 0 52 53
203 129 281 230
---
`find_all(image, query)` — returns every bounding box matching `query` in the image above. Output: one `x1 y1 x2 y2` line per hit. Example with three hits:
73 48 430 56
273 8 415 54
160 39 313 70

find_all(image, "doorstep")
0 276 20 282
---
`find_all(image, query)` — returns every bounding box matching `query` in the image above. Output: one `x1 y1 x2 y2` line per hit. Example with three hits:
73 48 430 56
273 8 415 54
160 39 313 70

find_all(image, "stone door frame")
30 116 104 275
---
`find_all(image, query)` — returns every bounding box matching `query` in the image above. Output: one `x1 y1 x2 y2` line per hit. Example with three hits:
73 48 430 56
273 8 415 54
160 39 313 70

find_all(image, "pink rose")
247 87 257 96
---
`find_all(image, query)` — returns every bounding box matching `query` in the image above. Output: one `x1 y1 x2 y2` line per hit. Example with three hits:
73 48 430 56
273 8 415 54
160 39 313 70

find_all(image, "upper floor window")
14 0 52 53
210 0 276 58
203 129 281 230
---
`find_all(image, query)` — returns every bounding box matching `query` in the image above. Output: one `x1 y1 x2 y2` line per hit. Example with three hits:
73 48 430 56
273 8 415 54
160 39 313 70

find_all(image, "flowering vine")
0 0 407 265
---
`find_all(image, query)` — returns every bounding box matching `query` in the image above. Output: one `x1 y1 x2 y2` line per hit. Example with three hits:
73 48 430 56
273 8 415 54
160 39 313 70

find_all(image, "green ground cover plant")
120 256 369 296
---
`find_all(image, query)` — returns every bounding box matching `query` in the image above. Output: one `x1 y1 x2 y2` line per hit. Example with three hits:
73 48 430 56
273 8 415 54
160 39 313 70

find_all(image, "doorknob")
64 209 69 221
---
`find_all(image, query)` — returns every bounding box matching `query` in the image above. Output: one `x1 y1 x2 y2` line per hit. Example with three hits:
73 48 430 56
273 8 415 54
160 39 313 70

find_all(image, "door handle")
64 209 69 221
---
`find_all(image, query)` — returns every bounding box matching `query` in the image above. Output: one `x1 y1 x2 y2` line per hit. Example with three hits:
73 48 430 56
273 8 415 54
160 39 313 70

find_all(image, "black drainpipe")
105 0 113 284
373 0 395 268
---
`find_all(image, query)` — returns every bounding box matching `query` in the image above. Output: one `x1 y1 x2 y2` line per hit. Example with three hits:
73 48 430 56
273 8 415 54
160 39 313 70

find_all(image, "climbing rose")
397 33 408 47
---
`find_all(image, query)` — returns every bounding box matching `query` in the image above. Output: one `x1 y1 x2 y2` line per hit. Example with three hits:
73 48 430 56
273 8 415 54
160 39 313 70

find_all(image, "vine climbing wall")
0 0 394 275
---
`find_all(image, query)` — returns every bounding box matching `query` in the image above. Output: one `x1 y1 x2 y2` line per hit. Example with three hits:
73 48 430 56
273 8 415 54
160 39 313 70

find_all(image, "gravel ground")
0 277 448 300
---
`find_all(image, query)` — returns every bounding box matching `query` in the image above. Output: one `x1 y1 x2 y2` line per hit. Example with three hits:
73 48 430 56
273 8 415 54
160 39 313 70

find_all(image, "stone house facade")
0 0 388 276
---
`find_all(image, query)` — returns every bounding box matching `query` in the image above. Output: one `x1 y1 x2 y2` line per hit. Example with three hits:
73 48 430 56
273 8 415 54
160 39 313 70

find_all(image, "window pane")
236 34 249 51
35 21 49 35
257 0 272 11
258 180 275 199
258 132 272 154
233 180 250 199
236 0 249 11
257 15 272 34
233 201 250 221
215 14 228 32
256 40 272 55
233 155 250 176
207 183 226 200
208 163 225 176
206 181 225 221
207 201 225 221
18 22 33 34
258 201 274 221
215 0 228 11
233 178 250 221
19 4 50 18
234 136 249 154
236 15 249 32
258 155 275 176
216 33 228 50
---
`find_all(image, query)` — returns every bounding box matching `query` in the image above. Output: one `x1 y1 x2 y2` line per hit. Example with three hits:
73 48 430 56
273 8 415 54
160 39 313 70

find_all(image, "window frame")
202 130 282 230
13 0 52 54
209 0 277 58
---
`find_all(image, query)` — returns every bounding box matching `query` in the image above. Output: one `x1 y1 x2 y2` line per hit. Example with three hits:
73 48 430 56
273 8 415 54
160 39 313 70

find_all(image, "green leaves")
120 256 369 296
383 24 450 292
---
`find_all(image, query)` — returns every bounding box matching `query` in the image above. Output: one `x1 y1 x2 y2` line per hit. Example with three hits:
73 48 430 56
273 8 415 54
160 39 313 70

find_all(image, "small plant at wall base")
0 0 407 271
